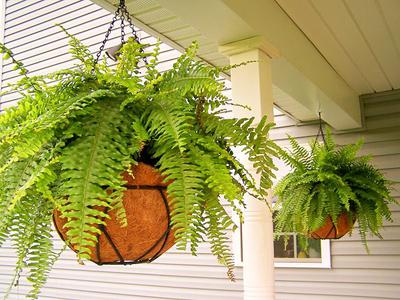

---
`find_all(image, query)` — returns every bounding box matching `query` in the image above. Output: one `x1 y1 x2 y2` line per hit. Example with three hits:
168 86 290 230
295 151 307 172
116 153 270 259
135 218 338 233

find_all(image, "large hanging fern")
0 28 278 298
274 129 397 249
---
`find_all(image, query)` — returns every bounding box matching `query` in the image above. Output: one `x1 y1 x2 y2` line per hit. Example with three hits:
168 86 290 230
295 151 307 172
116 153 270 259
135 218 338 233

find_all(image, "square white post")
220 37 277 300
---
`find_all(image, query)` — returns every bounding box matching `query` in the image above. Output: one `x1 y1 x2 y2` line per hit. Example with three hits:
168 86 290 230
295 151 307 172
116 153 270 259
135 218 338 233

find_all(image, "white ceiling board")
310 0 391 92
276 0 373 94
91 0 362 129
157 0 256 45
163 26 200 42
134 7 174 24
151 19 188 34
345 0 400 89
377 0 400 68
126 0 231 67
221 0 361 129
126 0 161 14
277 0 400 92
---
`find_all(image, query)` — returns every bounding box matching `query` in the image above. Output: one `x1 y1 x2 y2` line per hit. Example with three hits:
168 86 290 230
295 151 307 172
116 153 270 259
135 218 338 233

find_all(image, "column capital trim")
219 36 280 59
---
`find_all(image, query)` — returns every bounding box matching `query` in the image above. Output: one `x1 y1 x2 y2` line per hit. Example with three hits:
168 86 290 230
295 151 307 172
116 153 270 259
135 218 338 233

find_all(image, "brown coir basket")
308 212 355 239
53 162 175 265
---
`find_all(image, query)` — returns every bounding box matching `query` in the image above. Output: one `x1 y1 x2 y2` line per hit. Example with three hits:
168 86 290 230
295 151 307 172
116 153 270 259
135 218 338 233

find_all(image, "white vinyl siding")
272 89 400 300
0 0 6 98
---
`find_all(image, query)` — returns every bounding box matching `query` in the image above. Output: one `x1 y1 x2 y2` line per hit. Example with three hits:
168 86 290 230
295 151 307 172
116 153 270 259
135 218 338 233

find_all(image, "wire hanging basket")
54 162 175 264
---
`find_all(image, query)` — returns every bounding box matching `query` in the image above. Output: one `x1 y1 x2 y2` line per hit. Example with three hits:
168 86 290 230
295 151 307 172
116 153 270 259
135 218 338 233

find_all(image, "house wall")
0 0 6 99
0 1 399 300
271 89 400 300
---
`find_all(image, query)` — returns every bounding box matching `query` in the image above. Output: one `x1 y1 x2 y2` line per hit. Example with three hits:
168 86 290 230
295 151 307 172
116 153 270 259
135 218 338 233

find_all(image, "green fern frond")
143 98 194 154
203 114 277 200
274 126 396 249
57 24 95 72
5 195 57 299
204 193 236 281
157 151 205 251
58 98 141 260
0 148 55 232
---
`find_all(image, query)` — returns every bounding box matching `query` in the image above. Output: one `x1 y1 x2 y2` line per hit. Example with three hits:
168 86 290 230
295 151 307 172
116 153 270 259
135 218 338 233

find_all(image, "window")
272 207 331 268
233 222 331 268
273 231 331 268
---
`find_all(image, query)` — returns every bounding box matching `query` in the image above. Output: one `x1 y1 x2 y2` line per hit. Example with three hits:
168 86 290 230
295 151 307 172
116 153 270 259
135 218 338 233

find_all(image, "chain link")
92 0 146 71
120 2 147 64
93 8 120 70
121 5 139 42
312 112 327 150
120 15 126 44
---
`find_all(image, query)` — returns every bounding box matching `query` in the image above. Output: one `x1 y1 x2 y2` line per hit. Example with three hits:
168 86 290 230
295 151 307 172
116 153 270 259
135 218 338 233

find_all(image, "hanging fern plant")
274 128 397 249
0 26 279 298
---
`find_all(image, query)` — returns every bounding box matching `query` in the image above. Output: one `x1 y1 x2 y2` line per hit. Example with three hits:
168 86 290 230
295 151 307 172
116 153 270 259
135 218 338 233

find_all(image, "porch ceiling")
91 0 398 130
276 0 400 95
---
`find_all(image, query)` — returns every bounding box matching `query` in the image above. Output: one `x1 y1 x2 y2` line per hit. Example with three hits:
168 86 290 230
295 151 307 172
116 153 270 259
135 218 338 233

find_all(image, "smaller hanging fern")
274 128 397 249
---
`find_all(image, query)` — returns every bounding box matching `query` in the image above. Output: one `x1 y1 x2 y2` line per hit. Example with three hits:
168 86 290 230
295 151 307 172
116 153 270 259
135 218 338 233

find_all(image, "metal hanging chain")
120 2 140 42
92 0 142 69
312 111 327 150
93 8 120 68
119 1 148 64
121 15 126 44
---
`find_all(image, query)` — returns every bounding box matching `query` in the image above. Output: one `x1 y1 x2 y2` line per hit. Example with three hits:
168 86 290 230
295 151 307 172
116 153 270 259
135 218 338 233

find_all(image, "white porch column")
220 37 278 300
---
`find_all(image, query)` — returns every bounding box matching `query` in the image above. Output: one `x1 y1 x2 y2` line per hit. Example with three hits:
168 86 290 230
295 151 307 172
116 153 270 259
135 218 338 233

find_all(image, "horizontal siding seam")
4 8 106 43
6 0 44 10
4 2 95 37
5 0 62 23
5 0 83 29
0 280 243 294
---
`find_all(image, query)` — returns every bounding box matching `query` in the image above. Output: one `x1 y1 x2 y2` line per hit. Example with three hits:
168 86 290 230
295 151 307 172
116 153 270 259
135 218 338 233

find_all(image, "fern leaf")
58 98 141 260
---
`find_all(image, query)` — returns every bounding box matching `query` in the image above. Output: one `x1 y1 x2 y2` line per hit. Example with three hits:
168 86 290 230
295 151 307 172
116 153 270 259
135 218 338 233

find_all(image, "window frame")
233 218 332 269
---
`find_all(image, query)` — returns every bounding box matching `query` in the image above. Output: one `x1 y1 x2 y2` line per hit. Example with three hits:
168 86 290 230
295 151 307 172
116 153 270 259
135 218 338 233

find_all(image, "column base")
244 285 275 300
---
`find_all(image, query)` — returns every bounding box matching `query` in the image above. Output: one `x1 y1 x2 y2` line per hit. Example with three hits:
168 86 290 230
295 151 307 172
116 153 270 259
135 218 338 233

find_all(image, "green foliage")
0 29 279 298
274 129 397 249
4 195 58 299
